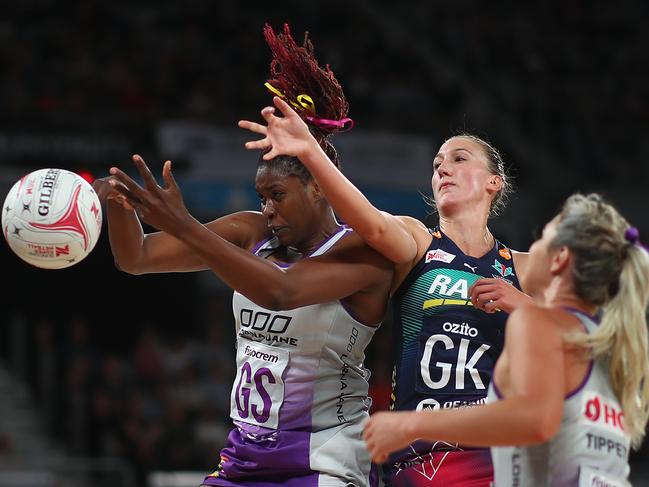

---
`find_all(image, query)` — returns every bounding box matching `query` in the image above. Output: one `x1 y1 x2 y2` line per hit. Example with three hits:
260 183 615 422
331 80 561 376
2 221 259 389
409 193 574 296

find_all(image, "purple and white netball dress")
202 226 380 487
489 310 631 487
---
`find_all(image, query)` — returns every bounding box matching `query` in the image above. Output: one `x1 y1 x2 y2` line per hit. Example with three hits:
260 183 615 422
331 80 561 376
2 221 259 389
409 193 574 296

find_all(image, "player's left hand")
238 96 319 161
108 154 196 237
469 278 534 314
363 411 416 464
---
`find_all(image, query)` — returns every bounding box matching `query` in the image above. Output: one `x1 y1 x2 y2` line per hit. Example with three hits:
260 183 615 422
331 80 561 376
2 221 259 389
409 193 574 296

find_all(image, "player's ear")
550 245 571 275
487 175 503 195
309 179 323 202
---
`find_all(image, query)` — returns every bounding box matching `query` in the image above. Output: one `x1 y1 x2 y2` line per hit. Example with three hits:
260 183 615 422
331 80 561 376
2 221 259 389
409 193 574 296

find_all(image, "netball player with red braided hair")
95 24 390 486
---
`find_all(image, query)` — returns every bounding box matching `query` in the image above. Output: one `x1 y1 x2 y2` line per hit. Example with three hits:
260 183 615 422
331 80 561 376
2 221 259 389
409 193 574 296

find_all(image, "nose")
436 157 452 177
262 199 276 218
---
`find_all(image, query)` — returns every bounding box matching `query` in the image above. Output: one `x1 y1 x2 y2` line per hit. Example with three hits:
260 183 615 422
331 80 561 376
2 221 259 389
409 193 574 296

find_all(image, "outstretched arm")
109 155 392 311
239 96 418 264
94 157 263 274
363 306 565 462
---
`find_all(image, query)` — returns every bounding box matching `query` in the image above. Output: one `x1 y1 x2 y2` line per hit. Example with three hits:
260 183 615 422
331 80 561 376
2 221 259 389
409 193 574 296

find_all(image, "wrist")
403 411 424 443
297 136 324 164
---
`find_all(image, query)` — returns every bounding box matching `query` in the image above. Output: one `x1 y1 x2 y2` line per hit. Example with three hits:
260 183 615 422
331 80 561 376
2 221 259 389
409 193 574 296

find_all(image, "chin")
275 232 294 248
436 198 461 215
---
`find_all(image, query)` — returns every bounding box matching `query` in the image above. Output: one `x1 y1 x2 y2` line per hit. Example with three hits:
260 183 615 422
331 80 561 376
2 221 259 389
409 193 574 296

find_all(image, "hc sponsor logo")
583 393 626 434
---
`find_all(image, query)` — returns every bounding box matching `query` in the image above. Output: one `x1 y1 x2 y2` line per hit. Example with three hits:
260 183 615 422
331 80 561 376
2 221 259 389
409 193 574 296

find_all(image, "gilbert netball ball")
2 168 102 269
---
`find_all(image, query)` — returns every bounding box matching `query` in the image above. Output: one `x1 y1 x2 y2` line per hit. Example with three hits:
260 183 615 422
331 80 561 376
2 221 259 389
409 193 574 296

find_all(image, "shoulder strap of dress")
310 226 352 257
563 307 599 334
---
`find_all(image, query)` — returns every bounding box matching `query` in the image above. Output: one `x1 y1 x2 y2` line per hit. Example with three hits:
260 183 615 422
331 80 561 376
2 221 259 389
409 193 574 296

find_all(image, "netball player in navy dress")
241 97 533 486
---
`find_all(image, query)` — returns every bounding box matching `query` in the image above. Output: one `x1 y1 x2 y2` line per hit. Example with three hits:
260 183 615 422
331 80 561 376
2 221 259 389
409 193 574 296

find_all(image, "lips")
270 226 287 235
439 182 454 191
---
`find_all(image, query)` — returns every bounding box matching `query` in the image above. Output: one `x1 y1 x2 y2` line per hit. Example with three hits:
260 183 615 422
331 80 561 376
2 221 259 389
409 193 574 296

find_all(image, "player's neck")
439 212 493 258
541 279 598 317
294 213 341 256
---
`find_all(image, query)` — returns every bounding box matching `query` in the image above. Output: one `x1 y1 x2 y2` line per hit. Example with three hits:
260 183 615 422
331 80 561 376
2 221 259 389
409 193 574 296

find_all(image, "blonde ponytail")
554 194 649 448
572 245 649 448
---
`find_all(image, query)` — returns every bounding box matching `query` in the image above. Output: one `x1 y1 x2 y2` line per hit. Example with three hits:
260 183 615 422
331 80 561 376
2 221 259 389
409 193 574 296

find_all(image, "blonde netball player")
364 193 649 486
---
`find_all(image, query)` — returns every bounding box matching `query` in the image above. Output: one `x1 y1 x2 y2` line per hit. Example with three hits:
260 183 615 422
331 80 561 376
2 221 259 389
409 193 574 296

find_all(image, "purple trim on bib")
306 224 348 257
251 237 273 255
566 359 594 399
562 306 600 324
563 307 597 399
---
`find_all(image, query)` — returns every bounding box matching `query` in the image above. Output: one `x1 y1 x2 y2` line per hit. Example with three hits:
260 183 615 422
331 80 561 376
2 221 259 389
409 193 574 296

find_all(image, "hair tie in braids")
263 23 354 135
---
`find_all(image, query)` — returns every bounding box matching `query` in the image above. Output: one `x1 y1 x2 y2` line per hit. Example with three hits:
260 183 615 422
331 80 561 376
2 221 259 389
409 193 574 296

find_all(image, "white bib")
230 340 289 429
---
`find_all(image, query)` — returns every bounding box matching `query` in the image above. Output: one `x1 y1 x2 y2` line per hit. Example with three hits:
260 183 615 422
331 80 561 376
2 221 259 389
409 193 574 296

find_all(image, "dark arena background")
1 2 648 486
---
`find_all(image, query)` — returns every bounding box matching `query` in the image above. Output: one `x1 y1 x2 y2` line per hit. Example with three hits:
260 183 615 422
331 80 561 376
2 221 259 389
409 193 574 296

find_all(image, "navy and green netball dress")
385 227 521 487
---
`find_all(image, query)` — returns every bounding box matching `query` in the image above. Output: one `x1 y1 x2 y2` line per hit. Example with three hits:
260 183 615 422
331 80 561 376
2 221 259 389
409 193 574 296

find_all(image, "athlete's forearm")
298 141 415 263
105 199 146 271
404 396 560 447
175 217 295 309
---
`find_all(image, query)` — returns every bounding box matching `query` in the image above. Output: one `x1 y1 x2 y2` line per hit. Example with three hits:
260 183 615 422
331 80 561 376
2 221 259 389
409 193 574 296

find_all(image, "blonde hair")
553 193 649 448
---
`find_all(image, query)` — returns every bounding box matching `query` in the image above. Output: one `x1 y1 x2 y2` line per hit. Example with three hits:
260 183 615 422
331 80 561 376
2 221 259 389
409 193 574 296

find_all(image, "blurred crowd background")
1 1 648 486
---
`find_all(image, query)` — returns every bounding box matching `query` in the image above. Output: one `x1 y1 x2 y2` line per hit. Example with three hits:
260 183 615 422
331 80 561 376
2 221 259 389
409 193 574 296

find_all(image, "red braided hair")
263 23 350 136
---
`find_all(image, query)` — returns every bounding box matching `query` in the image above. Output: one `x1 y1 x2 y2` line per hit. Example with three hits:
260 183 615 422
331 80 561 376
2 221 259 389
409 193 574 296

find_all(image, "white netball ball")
2 168 103 269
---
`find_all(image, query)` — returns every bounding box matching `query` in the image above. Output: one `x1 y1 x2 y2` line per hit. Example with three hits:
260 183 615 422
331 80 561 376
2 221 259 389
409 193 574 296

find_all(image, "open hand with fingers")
469 277 533 314
108 154 197 237
238 96 320 161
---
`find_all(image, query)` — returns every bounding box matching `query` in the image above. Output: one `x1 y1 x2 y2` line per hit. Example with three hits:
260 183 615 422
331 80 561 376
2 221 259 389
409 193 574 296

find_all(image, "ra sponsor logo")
423 272 477 309
491 259 513 278
425 248 456 264
582 393 626 435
